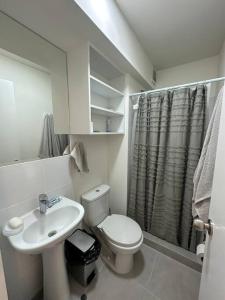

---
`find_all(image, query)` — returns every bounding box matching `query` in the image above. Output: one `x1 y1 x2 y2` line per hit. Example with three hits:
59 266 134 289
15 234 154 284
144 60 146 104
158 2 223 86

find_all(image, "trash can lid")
67 230 95 253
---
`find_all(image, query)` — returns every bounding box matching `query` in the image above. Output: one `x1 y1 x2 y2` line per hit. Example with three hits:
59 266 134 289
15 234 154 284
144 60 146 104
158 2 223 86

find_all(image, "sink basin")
23 206 78 244
6 196 84 300
8 197 84 254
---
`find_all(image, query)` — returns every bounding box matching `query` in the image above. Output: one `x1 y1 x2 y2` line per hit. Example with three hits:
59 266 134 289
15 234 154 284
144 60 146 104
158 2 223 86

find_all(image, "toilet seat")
97 214 142 247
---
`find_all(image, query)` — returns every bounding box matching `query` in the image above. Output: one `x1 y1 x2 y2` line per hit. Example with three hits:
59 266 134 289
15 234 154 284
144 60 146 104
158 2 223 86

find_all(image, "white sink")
8 197 84 254
6 197 84 300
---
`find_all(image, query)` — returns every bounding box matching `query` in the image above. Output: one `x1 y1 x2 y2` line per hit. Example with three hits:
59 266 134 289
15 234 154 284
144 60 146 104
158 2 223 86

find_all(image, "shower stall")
128 78 224 261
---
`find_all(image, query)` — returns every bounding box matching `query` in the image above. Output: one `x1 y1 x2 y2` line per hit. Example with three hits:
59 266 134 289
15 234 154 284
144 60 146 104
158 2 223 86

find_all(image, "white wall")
70 135 109 201
74 0 154 87
108 74 144 214
218 40 225 77
68 75 143 215
69 73 144 215
0 156 74 300
155 55 221 145
156 55 219 88
0 52 53 164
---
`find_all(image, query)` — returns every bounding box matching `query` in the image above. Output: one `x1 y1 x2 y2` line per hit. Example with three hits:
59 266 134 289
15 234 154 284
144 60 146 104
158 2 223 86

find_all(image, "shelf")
91 105 124 117
90 132 124 135
90 75 124 98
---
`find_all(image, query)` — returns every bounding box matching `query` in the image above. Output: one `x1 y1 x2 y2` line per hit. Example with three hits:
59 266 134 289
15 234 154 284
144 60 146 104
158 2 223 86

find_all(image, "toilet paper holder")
193 219 213 236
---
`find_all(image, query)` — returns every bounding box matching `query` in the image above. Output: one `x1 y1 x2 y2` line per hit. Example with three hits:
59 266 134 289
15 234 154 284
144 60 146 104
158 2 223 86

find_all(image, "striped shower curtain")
128 86 206 252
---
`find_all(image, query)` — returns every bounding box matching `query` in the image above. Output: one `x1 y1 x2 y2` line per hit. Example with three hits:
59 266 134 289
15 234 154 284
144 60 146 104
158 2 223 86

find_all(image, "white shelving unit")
91 104 124 117
89 47 125 134
90 75 124 98
68 43 125 135
90 132 124 135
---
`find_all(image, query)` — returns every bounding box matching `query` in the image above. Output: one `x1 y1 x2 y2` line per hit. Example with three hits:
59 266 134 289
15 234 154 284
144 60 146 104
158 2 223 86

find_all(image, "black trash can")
65 229 101 286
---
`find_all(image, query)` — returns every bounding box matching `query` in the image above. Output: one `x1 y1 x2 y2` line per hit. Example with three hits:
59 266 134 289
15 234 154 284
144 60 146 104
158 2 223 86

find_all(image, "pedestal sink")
6 197 84 300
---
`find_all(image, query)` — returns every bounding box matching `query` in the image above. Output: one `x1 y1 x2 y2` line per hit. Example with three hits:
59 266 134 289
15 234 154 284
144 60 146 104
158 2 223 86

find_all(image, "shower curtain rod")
129 76 225 97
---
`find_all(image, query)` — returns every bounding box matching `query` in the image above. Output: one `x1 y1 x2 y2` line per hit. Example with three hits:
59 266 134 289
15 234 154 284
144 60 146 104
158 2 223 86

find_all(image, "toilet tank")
81 184 110 227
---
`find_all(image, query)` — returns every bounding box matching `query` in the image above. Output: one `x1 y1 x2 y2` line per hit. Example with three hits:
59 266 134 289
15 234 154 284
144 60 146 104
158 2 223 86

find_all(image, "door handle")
193 219 213 235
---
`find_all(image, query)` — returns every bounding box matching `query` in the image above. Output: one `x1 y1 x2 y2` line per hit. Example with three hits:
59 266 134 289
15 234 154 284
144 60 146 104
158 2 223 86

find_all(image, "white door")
0 251 8 300
198 85 225 300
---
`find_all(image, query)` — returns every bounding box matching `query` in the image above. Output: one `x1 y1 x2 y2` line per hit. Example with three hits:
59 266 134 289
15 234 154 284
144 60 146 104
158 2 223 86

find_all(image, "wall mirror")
0 12 70 167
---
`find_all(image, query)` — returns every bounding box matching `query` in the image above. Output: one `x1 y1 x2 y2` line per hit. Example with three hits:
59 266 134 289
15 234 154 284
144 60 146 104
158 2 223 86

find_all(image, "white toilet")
81 184 143 274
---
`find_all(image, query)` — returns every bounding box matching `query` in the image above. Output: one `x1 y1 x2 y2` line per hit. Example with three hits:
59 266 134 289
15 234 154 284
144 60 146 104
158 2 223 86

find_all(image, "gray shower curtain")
128 86 206 252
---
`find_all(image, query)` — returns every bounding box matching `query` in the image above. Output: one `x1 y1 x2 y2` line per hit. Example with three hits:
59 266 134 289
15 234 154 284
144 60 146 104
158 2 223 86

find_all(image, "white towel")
63 145 70 155
192 87 224 222
70 142 89 173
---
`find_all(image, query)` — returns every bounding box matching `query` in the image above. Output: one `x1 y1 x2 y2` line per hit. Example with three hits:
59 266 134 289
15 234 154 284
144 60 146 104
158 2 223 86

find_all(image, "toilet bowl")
97 214 143 273
81 184 143 274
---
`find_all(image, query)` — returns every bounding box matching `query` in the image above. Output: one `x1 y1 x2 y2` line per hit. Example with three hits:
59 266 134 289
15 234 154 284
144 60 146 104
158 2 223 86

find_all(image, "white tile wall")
0 160 43 210
43 156 73 192
0 155 75 300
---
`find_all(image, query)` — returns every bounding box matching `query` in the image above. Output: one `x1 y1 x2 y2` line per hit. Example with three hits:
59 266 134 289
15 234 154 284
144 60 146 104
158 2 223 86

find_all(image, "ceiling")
116 0 225 70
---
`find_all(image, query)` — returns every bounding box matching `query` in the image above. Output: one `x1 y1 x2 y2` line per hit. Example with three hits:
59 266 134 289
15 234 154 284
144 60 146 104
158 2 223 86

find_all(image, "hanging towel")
192 87 224 222
70 142 89 173
39 114 69 159
63 145 70 155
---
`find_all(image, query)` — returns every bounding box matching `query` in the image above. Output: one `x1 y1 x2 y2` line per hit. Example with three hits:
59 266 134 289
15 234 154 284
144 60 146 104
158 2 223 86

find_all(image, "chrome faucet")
39 193 48 214
39 194 61 214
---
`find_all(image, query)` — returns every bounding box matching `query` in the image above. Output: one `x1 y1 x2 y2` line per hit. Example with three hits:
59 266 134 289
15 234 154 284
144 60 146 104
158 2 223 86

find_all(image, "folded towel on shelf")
192 86 224 222
70 142 89 173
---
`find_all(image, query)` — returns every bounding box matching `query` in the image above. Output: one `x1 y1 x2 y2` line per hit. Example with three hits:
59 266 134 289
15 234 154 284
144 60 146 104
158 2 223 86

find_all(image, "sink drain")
48 230 57 237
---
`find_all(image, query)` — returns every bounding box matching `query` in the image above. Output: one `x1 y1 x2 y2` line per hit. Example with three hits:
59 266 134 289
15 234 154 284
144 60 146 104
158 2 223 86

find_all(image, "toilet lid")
98 214 142 247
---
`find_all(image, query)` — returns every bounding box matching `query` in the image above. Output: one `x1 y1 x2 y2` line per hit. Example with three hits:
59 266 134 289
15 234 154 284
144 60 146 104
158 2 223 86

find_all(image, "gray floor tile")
147 253 201 300
141 288 160 300
122 244 158 287
86 266 149 300
70 244 201 300
70 257 105 300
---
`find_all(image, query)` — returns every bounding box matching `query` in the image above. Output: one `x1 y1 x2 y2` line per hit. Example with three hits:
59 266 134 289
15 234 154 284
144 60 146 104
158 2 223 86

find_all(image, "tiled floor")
70 244 201 300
